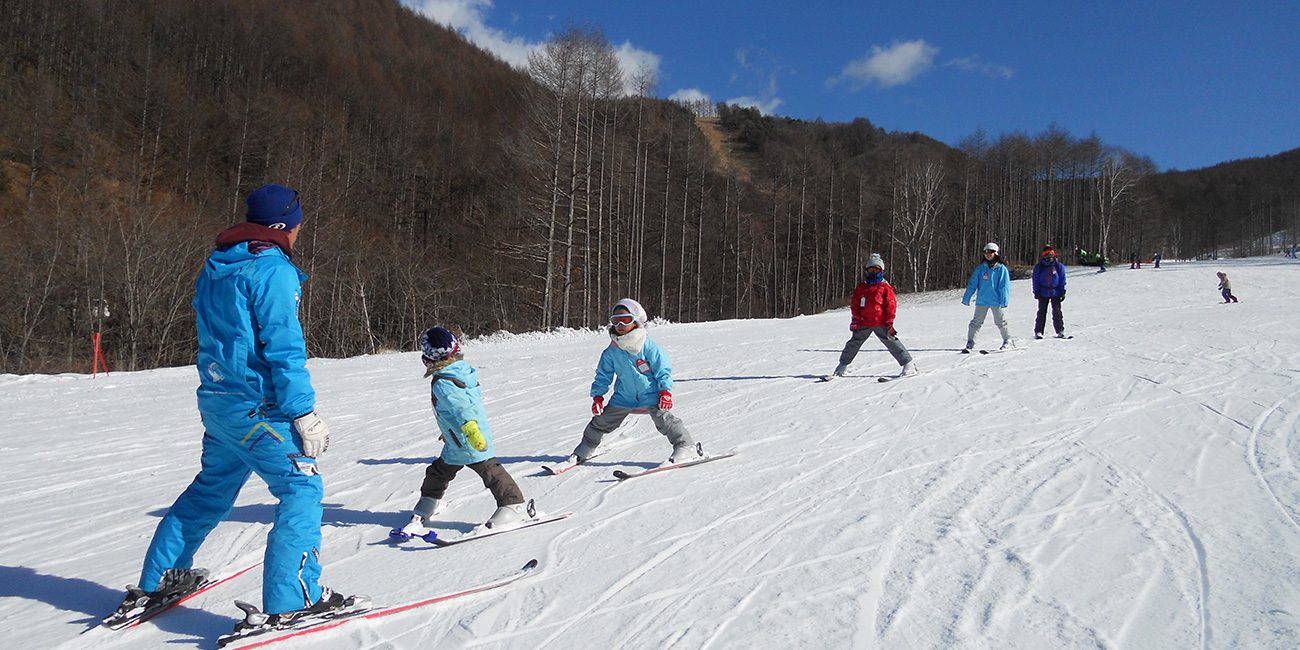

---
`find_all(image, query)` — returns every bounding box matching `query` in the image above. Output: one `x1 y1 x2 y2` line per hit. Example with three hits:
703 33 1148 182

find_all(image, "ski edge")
219 559 540 649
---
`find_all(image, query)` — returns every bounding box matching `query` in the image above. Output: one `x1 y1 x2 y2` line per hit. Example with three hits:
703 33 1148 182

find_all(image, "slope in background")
3 257 1300 649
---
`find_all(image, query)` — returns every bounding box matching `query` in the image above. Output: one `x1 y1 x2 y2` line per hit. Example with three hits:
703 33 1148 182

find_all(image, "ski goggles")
609 313 637 326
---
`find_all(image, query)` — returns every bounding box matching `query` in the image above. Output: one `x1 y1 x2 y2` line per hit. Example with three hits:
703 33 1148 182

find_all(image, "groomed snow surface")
4 256 1299 650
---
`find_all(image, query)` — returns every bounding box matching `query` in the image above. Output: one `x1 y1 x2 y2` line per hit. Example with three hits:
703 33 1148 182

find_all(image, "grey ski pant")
838 326 913 367
967 305 1011 346
574 405 694 459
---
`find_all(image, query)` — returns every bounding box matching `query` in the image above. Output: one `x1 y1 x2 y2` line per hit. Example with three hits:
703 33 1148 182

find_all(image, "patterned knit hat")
419 327 460 364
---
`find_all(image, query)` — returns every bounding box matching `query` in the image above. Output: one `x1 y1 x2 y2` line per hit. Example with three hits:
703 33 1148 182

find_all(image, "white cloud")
615 41 663 96
405 0 539 68
669 88 711 104
724 48 785 116
945 56 1014 79
725 95 784 116
405 2 662 97
830 39 939 90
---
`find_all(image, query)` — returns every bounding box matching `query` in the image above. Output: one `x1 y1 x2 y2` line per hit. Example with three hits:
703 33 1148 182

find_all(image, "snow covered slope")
4 257 1299 650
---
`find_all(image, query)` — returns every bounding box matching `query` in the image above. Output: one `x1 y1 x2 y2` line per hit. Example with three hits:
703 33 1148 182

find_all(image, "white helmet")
983 242 1000 254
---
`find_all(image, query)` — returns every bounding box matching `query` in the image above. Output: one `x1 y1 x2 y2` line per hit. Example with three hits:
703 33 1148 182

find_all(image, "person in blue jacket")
565 298 702 467
112 184 344 633
393 327 530 539
1032 245 1068 339
962 242 1013 352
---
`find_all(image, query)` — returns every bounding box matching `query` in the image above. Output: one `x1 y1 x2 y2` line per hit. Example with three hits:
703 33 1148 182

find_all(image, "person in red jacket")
831 253 917 379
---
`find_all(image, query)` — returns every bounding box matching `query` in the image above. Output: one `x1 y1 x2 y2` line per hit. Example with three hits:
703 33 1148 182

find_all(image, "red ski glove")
591 396 605 416
658 391 673 410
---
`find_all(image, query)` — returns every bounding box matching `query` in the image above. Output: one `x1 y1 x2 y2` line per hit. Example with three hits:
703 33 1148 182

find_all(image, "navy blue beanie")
245 184 302 230
420 327 460 363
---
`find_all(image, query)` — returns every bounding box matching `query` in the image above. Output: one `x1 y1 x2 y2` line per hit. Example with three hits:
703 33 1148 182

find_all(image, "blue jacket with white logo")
591 337 673 409
428 360 496 466
194 228 315 421
963 261 1011 308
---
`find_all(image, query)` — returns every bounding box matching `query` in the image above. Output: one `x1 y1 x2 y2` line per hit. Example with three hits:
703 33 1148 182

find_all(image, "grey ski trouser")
967 305 1011 346
574 405 694 459
838 326 913 367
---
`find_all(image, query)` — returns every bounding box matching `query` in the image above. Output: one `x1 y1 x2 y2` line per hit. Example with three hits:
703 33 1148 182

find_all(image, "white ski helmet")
983 242 1000 254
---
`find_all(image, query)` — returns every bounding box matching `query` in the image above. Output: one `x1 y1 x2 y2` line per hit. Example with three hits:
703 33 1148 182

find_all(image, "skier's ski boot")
832 363 848 377
898 361 918 378
1034 332 1044 340
1055 332 1068 339
1000 339 1015 351
389 497 445 542
667 442 704 466
103 568 210 629
485 500 535 529
220 588 367 646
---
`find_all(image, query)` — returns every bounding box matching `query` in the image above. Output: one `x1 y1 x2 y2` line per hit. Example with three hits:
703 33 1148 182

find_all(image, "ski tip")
521 558 540 571
612 470 633 480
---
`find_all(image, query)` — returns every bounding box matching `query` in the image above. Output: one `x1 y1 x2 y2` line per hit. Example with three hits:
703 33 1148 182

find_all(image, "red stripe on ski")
221 559 539 649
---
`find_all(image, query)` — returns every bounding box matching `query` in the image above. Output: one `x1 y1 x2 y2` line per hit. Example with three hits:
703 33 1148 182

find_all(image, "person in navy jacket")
567 298 702 466
962 242 1013 352
1032 245 1068 339
832 253 916 378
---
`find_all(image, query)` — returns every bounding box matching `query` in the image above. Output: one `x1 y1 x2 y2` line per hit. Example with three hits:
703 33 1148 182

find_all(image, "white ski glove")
293 411 330 458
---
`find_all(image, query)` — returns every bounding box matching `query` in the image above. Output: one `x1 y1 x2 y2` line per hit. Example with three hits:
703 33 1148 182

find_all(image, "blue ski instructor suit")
138 198 325 615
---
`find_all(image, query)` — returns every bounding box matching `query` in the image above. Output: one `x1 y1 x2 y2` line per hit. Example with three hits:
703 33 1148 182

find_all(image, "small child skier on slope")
832 253 916 379
563 298 704 468
962 242 1014 352
1032 245 1068 339
1216 272 1240 303
394 327 535 539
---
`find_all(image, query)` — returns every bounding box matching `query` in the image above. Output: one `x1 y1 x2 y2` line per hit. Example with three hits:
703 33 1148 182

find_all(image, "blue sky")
403 1 1299 172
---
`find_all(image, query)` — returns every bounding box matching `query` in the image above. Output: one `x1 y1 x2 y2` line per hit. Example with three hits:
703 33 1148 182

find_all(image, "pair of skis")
99 559 540 648
216 559 539 648
541 443 738 480
388 500 574 547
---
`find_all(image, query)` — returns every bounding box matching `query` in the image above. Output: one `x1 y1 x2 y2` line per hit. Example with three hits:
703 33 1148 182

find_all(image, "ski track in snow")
5 257 1300 649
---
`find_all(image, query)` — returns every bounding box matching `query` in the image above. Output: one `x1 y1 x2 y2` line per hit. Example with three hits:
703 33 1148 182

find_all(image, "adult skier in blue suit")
112 185 344 633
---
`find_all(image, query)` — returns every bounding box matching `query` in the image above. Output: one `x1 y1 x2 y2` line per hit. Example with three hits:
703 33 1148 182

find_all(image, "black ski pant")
1034 296 1065 335
420 457 524 506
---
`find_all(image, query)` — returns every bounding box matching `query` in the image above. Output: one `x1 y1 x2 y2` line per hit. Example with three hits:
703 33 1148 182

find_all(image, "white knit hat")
612 298 647 325
866 253 885 272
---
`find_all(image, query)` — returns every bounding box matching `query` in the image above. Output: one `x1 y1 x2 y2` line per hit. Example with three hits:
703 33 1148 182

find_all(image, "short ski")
878 373 915 383
612 450 738 480
541 457 583 475
216 559 539 649
979 347 1021 355
101 562 261 631
430 512 573 546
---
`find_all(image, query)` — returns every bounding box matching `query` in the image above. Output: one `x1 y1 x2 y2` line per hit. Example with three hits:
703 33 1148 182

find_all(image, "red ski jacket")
849 281 896 330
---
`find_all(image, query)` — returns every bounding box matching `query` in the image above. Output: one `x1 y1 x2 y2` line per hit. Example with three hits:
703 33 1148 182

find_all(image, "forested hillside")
2 0 1296 374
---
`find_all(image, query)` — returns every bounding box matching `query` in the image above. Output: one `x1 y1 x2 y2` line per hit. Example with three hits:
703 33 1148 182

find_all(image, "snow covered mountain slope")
3 256 1299 649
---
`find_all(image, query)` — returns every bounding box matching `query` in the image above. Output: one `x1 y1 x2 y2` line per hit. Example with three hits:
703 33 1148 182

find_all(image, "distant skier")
1032 245 1068 339
831 253 916 379
1129 253 1140 269
394 327 532 539
110 184 348 634
564 298 704 468
1153 251 1162 268
962 242 1013 352
1216 271 1240 303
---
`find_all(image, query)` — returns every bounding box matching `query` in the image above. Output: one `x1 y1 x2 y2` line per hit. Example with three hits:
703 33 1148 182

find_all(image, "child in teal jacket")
394 327 530 539
564 299 702 468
